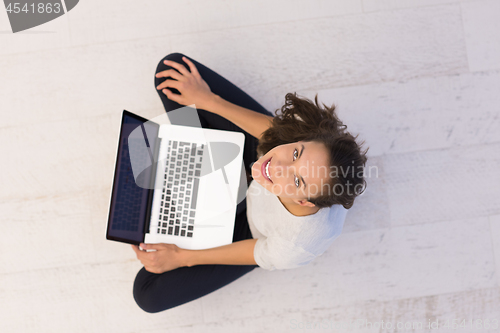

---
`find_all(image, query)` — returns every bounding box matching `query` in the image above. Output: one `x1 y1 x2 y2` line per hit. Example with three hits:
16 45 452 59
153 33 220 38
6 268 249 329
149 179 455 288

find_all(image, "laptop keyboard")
156 140 203 238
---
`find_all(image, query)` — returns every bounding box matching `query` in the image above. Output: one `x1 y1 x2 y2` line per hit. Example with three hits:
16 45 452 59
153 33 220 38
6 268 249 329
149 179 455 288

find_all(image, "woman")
132 53 368 313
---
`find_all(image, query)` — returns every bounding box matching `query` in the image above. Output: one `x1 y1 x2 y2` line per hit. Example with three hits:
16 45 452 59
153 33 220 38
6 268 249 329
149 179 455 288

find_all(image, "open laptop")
106 108 246 250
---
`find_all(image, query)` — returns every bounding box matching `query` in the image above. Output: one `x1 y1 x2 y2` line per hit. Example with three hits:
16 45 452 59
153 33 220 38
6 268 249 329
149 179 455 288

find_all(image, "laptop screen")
107 111 159 244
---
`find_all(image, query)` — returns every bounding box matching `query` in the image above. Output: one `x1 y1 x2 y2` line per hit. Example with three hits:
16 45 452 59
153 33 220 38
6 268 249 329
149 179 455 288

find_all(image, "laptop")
106 108 247 250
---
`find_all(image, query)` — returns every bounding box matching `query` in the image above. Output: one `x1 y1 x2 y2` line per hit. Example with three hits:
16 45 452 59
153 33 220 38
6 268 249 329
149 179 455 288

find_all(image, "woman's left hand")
131 243 187 274
155 56 216 111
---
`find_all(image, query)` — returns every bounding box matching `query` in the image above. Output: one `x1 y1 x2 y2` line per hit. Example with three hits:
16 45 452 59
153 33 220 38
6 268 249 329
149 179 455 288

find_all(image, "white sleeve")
253 236 317 271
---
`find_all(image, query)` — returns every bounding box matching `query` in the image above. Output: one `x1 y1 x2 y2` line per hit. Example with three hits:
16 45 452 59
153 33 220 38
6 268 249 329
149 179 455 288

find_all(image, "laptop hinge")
143 134 163 236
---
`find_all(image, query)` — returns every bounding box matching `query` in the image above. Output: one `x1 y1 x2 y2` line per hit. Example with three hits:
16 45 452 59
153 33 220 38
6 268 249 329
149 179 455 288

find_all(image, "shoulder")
300 205 346 240
323 204 347 233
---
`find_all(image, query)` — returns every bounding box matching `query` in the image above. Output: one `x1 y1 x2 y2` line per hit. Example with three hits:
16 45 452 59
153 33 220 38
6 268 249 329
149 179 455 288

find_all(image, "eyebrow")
298 144 306 190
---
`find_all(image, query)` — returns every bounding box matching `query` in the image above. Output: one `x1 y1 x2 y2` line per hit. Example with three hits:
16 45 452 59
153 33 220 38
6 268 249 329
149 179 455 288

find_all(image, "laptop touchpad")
196 170 233 222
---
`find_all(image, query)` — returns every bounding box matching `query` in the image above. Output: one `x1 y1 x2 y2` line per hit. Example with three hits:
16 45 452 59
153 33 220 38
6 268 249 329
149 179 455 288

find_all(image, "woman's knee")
133 290 161 313
156 52 187 71
132 269 165 313
133 280 181 313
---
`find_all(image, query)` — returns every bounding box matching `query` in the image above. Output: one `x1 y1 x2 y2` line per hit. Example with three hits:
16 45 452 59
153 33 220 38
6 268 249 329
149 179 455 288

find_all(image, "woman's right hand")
155 56 217 111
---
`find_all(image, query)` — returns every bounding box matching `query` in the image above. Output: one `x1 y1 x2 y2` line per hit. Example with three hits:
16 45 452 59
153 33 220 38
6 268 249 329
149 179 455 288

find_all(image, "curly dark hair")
256 93 368 209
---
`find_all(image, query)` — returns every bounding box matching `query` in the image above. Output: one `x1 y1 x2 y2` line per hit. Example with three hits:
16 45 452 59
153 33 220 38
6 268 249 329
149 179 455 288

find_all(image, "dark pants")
132 53 273 313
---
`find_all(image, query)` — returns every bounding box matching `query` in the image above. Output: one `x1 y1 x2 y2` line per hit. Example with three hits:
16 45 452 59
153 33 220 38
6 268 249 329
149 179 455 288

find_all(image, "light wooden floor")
1 1 499 332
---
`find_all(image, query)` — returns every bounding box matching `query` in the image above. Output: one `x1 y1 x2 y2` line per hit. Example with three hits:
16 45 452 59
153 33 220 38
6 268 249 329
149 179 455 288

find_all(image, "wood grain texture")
199 216 496 322
489 215 500 289
462 0 500 72
383 142 500 226
307 69 500 157
362 0 483 13
169 3 469 112
1 0 499 332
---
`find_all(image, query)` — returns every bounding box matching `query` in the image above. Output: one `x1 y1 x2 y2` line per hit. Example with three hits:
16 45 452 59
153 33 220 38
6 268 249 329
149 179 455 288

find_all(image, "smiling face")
251 140 331 204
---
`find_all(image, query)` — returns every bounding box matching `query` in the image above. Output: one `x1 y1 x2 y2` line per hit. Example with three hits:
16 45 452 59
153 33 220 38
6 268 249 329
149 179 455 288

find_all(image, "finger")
181 56 200 77
155 69 183 81
162 88 182 104
141 243 164 251
164 59 190 76
157 78 180 91
131 245 145 260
